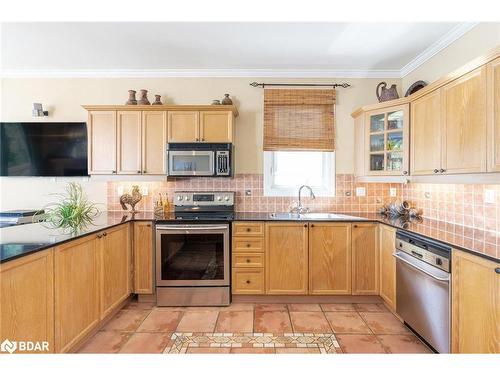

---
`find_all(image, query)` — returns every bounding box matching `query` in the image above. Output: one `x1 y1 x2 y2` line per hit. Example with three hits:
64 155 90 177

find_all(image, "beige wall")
402 23 500 91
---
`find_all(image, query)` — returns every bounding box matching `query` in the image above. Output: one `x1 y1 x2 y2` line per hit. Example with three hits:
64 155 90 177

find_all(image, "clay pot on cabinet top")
138 89 150 105
152 95 162 105
126 90 137 105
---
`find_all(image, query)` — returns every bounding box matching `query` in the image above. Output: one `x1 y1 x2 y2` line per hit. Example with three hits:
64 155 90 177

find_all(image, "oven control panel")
174 191 235 207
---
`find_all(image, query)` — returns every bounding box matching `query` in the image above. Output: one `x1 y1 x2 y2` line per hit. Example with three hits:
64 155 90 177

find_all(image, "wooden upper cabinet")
117 111 142 174
452 250 499 353
379 225 396 310
351 223 379 295
410 90 442 175
441 66 487 174
54 235 100 353
265 223 308 295
133 221 154 294
98 224 131 319
200 111 233 143
487 56 500 172
167 111 199 142
309 223 351 295
142 111 167 174
88 111 117 174
0 249 54 353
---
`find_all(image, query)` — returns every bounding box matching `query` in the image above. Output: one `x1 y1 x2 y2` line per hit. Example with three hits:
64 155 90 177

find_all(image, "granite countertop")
1 210 498 264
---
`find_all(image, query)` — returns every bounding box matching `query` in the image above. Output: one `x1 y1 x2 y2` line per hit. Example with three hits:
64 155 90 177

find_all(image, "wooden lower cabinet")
309 223 351 295
0 249 54 353
133 221 153 294
54 235 100 353
266 223 309 295
452 250 500 353
379 225 396 310
232 268 265 294
352 223 379 295
99 224 132 318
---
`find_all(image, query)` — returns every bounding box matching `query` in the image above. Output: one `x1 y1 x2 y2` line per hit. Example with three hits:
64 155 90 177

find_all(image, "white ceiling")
0 22 478 77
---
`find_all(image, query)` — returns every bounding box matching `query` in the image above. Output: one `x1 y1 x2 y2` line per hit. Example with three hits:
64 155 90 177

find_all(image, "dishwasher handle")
393 252 450 282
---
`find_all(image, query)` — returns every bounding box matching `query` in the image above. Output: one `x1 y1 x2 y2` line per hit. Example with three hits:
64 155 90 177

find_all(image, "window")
263 151 335 197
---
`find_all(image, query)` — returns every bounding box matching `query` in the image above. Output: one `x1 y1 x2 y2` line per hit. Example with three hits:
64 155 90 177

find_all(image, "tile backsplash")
107 174 500 233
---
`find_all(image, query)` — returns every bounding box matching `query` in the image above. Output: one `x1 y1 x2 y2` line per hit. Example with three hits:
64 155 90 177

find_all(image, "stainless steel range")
155 191 234 306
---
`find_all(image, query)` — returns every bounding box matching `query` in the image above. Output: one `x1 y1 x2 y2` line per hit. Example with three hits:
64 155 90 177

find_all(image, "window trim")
263 151 336 197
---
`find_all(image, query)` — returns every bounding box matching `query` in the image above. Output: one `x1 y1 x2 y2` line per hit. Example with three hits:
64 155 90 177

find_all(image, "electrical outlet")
389 188 397 197
245 189 252 196
484 189 495 204
425 192 431 199
141 186 149 196
117 185 124 195
355 187 366 197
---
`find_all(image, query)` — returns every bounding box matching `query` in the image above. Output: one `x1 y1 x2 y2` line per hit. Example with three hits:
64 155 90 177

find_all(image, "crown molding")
0 68 402 79
400 22 479 78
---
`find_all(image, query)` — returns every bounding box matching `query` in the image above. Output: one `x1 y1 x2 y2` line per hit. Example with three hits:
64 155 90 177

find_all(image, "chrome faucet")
291 185 316 214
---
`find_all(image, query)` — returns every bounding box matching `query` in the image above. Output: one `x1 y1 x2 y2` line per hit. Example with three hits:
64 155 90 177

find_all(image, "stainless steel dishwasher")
394 230 451 353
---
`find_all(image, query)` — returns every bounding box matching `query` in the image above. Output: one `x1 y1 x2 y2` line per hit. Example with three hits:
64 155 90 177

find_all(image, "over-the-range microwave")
167 143 233 177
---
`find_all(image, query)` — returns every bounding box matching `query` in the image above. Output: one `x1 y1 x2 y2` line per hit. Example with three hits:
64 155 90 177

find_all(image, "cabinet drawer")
233 222 264 237
232 253 264 268
232 237 265 253
232 268 265 294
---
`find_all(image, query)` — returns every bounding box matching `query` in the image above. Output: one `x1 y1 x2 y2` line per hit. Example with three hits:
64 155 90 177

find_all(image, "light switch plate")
355 187 366 197
389 188 397 197
484 189 495 204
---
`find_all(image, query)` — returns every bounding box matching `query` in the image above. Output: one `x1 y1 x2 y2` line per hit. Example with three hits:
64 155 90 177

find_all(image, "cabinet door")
379 225 396 310
117 111 142 174
0 249 54 353
99 224 131 318
88 111 117 174
199 111 233 142
410 90 442 175
55 236 100 353
265 223 308 295
309 223 351 295
442 66 487 174
352 223 379 295
142 111 167 174
452 250 499 353
487 57 500 172
167 111 199 142
133 221 153 294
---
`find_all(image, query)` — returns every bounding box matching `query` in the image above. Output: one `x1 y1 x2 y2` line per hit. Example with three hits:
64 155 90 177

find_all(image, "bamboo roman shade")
263 89 336 151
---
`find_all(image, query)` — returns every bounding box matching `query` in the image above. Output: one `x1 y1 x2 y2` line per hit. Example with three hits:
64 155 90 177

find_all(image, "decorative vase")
138 89 150 105
376 82 399 102
211 99 221 105
126 90 137 105
221 94 233 105
152 95 162 105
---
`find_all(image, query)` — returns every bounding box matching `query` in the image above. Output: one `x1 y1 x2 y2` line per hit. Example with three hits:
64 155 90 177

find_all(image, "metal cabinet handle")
246 228 251 232
402 171 408 175
440 169 446 173
143 170 147 174
246 243 251 247
102 232 107 237
495 267 500 274
246 259 251 263
137 170 141 174
96 234 102 239
201 138 205 141
195 138 199 141
434 169 439 173
310 224 314 227
353 224 358 228
303 224 307 227
112 170 117 174
246 280 251 284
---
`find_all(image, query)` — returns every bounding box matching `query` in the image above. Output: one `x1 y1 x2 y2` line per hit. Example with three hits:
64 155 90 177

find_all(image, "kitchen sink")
268 212 363 220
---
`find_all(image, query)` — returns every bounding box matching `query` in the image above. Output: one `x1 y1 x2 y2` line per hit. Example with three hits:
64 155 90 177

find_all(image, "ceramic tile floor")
78 300 432 354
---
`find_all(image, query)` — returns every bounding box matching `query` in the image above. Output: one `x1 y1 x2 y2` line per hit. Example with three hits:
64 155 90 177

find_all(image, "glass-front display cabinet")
364 104 409 175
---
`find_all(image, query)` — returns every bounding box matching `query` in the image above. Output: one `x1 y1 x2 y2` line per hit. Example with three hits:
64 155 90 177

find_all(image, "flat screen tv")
0 122 88 176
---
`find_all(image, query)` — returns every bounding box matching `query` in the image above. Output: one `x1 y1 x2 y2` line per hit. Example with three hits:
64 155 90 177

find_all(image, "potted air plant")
39 182 100 233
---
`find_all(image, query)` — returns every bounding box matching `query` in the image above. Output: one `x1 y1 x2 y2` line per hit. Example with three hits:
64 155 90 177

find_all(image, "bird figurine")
119 185 143 212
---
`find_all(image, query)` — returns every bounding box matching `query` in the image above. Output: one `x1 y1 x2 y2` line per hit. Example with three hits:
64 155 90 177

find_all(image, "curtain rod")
249 82 350 88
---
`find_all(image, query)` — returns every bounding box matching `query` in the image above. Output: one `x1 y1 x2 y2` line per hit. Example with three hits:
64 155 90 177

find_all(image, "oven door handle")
156 225 229 231
393 252 450 282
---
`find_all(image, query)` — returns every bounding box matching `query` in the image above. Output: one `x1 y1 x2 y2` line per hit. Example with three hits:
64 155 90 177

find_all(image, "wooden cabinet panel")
54 236 100 353
99 224 131 318
199 111 233 143
379 225 396 310
232 237 265 253
352 223 379 295
232 222 264 237
117 111 142 174
442 66 487 174
487 57 500 172
232 253 264 268
133 221 153 294
265 223 308 295
167 111 199 142
353 113 365 177
88 111 116 174
452 250 499 353
0 249 54 353
410 90 442 175
309 223 351 295
142 111 167 174
232 268 265 295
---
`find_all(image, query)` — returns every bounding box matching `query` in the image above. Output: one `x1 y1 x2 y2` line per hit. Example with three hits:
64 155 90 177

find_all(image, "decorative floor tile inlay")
164 332 340 354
